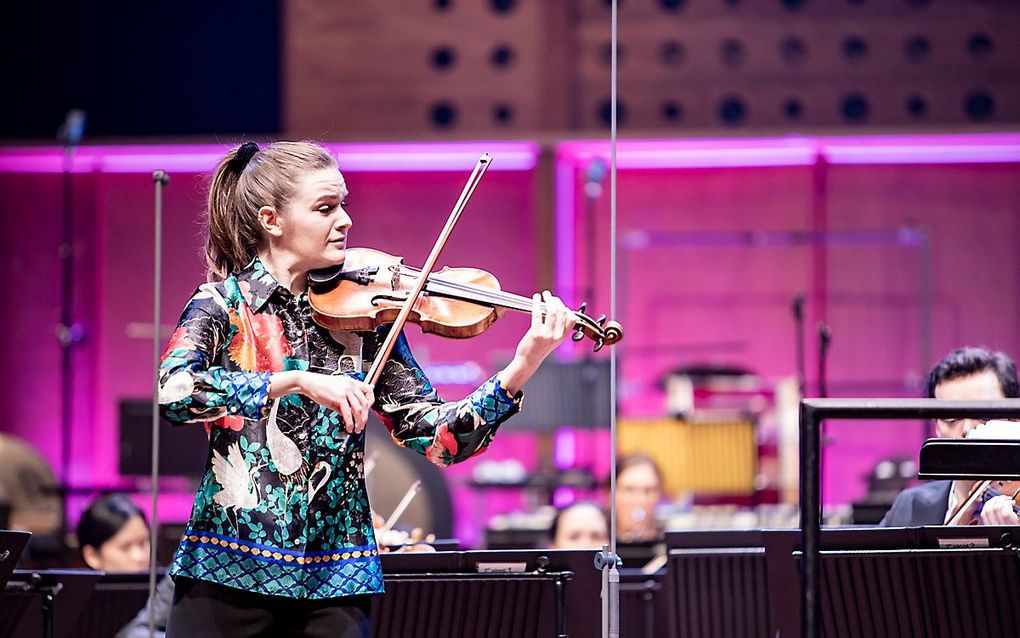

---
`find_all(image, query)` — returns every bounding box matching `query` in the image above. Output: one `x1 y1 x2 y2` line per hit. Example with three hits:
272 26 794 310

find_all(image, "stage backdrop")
557 134 1020 507
1 134 1018 542
0 143 544 545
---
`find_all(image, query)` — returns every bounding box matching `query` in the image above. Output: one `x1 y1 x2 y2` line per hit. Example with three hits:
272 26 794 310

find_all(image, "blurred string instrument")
946 480 1020 525
306 153 621 388
945 420 1020 525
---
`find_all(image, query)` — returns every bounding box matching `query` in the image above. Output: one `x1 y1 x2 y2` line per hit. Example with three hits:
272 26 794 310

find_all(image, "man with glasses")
881 347 1020 526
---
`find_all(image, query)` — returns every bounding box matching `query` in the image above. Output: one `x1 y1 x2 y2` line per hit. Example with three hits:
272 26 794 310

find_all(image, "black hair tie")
233 141 260 172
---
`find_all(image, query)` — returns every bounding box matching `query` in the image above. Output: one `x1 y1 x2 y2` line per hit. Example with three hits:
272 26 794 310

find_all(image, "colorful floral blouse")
158 258 521 599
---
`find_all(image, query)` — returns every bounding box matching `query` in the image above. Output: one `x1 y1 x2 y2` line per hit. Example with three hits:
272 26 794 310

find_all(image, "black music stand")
918 438 1020 480
766 527 1020 638
0 531 30 589
798 399 1020 638
0 569 100 638
664 530 773 638
380 549 598 637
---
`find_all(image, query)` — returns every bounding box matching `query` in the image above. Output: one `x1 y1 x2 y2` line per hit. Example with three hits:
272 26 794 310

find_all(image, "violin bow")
364 153 492 386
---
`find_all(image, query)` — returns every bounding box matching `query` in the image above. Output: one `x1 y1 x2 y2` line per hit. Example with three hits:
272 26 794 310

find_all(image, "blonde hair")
206 141 336 280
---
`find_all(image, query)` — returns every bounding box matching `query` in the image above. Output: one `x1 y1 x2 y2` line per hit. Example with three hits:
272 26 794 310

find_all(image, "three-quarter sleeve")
372 331 522 466
158 286 271 426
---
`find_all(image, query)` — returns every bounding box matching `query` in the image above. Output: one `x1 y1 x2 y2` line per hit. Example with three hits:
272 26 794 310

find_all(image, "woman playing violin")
158 141 576 637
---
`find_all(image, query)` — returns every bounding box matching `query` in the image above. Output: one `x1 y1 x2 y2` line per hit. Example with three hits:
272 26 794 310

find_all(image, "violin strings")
404 271 543 313
427 278 546 314
395 269 534 311
388 264 599 333
420 276 597 331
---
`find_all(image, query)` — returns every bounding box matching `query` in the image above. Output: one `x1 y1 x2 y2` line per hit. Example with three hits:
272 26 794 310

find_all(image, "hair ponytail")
206 146 263 281
204 141 336 281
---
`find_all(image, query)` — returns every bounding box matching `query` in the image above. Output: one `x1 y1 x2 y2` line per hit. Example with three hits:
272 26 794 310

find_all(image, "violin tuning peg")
571 330 586 342
593 339 604 353
595 314 607 326
577 302 588 314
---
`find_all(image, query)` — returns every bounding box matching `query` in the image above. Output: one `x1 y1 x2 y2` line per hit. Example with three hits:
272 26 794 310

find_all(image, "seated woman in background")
549 501 609 550
77 493 149 573
615 453 665 543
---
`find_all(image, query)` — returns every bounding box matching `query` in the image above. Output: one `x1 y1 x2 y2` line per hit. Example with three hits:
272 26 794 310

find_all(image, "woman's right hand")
271 371 374 433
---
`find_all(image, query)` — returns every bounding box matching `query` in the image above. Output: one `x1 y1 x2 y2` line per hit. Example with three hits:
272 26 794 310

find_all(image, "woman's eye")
318 204 334 213
340 200 349 210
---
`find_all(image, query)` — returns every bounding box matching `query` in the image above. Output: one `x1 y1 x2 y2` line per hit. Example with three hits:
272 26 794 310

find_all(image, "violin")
947 480 1020 525
945 420 1020 525
307 247 623 352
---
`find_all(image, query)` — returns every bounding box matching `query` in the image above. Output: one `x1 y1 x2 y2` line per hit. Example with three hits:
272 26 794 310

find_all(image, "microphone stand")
792 295 806 398
56 111 86 488
816 321 832 510
817 322 831 399
583 157 606 319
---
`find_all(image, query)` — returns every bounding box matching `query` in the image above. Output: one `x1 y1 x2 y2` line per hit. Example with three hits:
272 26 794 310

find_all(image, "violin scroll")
569 301 623 352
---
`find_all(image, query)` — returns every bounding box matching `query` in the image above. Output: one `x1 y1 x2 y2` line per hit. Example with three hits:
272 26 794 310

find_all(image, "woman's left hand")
497 291 576 394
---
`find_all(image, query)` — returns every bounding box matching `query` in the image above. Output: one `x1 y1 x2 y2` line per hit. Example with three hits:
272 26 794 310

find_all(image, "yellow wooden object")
618 417 756 497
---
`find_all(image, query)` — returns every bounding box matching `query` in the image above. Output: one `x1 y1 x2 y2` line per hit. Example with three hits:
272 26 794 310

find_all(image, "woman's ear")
259 205 283 237
82 545 102 569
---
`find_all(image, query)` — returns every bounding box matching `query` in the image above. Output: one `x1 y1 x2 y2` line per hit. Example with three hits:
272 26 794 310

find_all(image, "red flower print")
213 415 245 431
435 423 457 455
227 307 293 372
161 326 196 363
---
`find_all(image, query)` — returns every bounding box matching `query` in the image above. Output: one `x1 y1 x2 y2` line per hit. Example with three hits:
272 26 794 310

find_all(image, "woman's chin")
318 246 347 267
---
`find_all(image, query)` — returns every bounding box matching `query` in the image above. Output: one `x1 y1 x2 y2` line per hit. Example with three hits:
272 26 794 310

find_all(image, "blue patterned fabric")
172 530 383 599
469 376 520 424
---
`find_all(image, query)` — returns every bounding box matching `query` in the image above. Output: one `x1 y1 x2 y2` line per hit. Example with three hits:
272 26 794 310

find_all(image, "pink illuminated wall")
0 143 541 541
2 134 1019 537
557 134 1020 506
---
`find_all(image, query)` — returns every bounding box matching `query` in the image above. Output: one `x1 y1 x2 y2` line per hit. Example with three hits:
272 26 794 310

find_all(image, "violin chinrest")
307 265 345 290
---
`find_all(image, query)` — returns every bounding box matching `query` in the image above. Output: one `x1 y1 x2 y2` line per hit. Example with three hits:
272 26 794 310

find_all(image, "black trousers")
166 577 372 638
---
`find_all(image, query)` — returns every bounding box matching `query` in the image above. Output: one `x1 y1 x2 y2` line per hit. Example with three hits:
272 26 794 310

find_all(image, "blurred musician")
881 347 1019 527
616 453 666 542
549 501 609 550
77 493 150 573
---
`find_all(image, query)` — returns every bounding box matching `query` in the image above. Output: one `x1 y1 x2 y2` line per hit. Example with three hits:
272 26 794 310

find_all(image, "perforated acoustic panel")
285 0 1020 136
573 0 1020 130
285 0 563 137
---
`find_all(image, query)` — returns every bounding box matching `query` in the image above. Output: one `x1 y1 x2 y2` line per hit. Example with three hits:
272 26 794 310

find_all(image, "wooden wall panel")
284 0 1020 137
574 0 1020 130
284 0 557 137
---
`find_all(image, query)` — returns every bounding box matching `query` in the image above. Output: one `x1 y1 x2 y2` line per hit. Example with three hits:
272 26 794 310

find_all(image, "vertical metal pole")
149 170 169 638
602 0 621 636
59 147 75 486
799 402 821 638
809 155 830 397
919 230 933 444
43 589 56 638
555 575 568 638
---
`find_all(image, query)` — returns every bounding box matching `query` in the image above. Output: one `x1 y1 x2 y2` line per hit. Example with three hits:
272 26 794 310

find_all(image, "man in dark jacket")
881 347 1019 527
